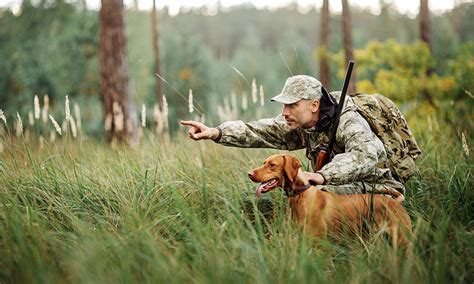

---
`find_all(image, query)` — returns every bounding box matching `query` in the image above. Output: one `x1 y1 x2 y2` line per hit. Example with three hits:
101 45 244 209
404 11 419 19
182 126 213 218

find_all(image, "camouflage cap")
271 75 323 104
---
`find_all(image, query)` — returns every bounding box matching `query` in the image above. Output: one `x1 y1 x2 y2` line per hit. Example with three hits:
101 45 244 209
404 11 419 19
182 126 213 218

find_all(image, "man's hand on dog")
304 172 325 185
180 120 220 141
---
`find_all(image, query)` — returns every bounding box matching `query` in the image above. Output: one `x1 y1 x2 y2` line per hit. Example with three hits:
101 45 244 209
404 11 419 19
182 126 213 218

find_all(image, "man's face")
282 99 320 129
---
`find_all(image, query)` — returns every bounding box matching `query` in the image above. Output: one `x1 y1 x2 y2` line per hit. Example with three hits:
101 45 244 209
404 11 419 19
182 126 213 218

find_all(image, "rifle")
315 61 355 171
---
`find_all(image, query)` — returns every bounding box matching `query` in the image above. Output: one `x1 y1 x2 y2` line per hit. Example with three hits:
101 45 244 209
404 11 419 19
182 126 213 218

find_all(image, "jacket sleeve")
215 115 304 151
317 110 387 185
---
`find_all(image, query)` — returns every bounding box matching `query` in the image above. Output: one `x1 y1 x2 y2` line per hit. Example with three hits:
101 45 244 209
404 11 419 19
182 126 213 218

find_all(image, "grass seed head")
70 117 77 138
0 109 6 126
141 104 146 128
61 119 68 134
241 91 248 111
50 129 56 142
15 112 23 136
162 95 168 117
28 111 35 126
188 89 194 113
74 102 81 131
65 95 71 121
49 114 62 136
462 132 469 156
259 85 265 106
34 95 40 119
42 95 50 124
251 78 257 103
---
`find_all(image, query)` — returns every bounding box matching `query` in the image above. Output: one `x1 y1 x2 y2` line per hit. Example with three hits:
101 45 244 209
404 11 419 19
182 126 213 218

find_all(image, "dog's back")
320 192 412 245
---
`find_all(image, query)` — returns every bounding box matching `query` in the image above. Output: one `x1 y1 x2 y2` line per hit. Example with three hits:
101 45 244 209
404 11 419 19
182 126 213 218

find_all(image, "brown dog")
248 154 412 246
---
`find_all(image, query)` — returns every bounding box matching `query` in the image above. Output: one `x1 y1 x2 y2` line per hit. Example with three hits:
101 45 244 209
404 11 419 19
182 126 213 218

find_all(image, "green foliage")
448 42 474 98
0 1 98 114
352 40 454 102
160 31 215 130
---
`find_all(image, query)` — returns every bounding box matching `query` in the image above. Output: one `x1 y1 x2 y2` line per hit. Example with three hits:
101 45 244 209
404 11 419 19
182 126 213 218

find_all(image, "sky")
0 0 470 17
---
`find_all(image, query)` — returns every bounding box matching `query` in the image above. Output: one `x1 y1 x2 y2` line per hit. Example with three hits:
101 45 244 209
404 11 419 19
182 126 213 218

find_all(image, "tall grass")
0 117 472 283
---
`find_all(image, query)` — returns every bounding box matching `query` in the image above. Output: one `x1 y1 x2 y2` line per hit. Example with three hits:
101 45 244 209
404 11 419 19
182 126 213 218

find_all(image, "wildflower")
16 112 23 136
49 114 62 135
65 95 71 121
34 95 40 119
259 85 265 106
0 109 6 126
251 78 257 103
188 89 194 113
462 132 469 156
141 104 146 128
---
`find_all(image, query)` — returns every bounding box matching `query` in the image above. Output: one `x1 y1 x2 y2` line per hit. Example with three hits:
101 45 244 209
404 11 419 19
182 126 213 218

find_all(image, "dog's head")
248 154 301 197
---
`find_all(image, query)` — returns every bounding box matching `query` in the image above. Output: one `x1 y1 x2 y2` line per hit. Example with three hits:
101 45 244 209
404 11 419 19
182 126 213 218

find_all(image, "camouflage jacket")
215 92 393 186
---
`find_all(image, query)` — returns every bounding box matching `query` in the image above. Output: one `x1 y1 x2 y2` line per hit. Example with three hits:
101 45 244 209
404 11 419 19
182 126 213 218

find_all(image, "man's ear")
283 155 301 182
311 100 320 113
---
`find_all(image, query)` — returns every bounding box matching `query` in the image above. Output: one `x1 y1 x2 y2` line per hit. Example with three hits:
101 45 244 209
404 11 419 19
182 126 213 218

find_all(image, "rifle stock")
315 148 329 171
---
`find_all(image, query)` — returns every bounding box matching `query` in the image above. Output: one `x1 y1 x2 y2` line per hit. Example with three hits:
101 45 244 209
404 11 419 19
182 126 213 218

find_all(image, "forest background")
0 0 473 136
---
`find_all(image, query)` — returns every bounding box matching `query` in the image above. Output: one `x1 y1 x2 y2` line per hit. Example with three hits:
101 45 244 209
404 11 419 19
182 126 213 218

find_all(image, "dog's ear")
283 155 301 182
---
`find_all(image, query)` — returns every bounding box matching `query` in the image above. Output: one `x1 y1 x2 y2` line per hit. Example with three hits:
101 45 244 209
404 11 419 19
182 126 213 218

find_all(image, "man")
180 75 405 195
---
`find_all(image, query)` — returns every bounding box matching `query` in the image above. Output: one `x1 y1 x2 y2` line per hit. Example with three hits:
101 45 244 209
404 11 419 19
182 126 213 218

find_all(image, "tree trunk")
420 0 432 53
151 0 169 141
341 0 357 94
419 0 436 107
420 0 433 76
151 0 163 104
319 0 330 88
99 0 137 144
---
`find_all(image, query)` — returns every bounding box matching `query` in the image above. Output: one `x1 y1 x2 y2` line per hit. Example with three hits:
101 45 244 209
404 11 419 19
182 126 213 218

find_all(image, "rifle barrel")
326 61 355 155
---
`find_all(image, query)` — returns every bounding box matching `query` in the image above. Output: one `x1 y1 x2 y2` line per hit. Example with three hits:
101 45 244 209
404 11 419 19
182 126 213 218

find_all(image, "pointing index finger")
180 120 198 127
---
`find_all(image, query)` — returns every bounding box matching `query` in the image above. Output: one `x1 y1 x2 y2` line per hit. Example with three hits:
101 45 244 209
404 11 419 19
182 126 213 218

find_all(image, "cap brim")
270 93 301 104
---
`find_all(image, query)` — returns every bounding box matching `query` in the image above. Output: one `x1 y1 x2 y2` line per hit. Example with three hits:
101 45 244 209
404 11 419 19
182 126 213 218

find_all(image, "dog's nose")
248 171 255 180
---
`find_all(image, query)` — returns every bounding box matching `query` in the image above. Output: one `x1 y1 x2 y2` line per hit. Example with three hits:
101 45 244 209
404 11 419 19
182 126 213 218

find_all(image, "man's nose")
282 106 289 116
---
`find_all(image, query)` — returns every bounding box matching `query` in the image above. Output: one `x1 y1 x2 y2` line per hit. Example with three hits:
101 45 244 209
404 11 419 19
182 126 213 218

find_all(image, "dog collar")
285 184 312 198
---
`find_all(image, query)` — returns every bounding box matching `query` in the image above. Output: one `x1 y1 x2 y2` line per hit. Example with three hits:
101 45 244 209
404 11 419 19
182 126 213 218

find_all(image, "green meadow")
0 116 472 283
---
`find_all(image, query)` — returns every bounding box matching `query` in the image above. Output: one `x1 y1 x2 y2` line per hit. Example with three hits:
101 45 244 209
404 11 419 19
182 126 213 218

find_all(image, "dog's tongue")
255 181 270 198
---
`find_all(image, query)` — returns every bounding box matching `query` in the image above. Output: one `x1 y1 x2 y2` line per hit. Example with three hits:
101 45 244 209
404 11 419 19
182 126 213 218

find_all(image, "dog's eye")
269 163 276 167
